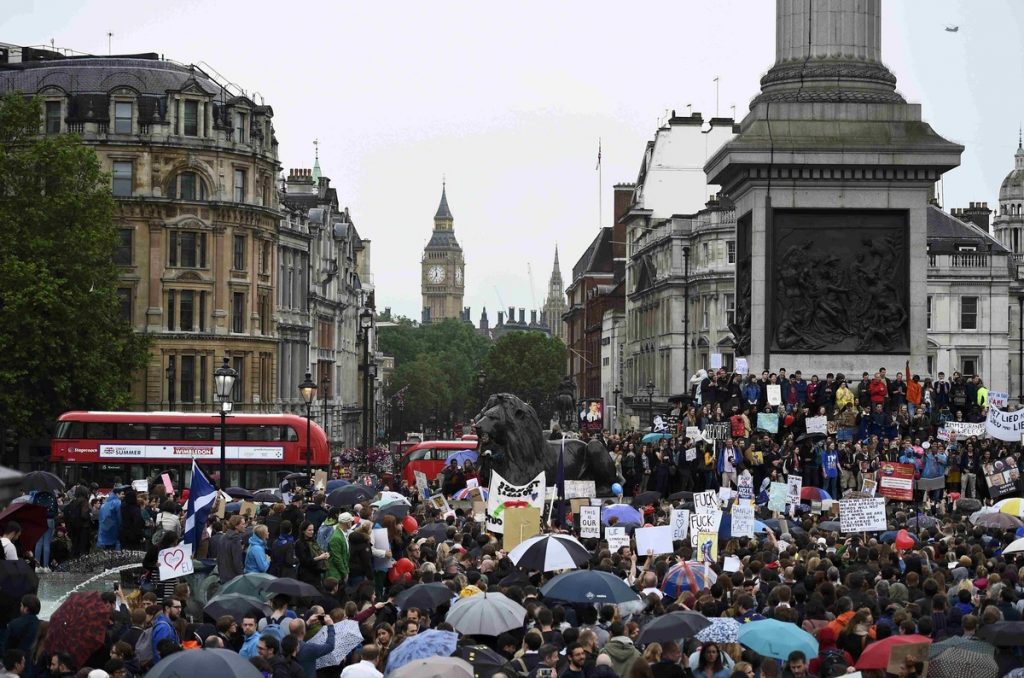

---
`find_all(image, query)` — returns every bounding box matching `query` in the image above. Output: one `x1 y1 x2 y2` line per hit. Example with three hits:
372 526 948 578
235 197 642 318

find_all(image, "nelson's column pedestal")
706 0 963 375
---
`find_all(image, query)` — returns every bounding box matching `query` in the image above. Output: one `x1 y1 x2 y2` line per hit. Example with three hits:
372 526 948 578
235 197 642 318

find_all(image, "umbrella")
507 534 590 572
451 487 489 500
717 513 769 541
204 593 272 620
855 634 931 670
453 645 507 677
394 582 454 611
0 502 47 553
880 530 920 546
225 487 254 500
642 432 673 444
373 490 410 506
326 479 351 491
9 495 30 504
219 573 276 599
761 518 804 535
696 617 742 644
601 504 643 527
977 621 1024 646
22 471 65 492
928 635 996 659
540 570 640 604
326 485 374 508
375 503 411 520
252 490 280 503
800 486 831 501
661 562 717 598
906 514 939 531
928 644 1000 678
738 619 818 661
971 511 1024 530
637 610 712 644
819 520 841 532
994 497 1024 517
262 577 320 599
0 560 38 626
418 522 450 542
43 591 109 668
391 656 474 678
444 592 526 636
796 431 826 443
285 472 308 482
1004 537 1024 555
143 648 261 678
632 490 662 507
497 571 531 588
385 629 459 674
447 450 478 466
668 491 694 502
314 619 364 669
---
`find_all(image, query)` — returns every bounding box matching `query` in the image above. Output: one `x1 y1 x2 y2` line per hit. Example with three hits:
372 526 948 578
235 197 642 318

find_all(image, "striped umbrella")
994 497 1024 517
451 487 488 500
661 561 717 598
800 486 832 501
507 534 589 572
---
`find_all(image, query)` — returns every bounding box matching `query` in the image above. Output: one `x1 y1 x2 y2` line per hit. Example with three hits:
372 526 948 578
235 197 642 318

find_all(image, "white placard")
710 353 723 369
990 391 1009 408
580 505 601 539
731 504 755 538
158 543 194 581
694 490 718 515
986 405 1024 442
689 510 722 547
718 487 734 507
768 482 788 512
723 555 742 572
132 479 148 493
839 498 887 533
414 471 429 497
767 385 782 406
565 480 596 500
685 448 697 462
466 478 479 490
685 426 701 441
634 525 674 556
937 421 987 440
605 526 629 552
736 358 748 375
806 416 828 435
486 471 546 534
861 478 877 497
670 509 690 541
372 527 389 553
786 476 803 506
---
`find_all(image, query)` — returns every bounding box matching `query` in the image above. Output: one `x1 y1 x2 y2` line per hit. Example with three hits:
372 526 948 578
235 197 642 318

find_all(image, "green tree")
0 94 149 440
389 353 452 432
483 332 566 422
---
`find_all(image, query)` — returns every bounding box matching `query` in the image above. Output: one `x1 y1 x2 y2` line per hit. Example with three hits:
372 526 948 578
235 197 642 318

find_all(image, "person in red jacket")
869 373 888 408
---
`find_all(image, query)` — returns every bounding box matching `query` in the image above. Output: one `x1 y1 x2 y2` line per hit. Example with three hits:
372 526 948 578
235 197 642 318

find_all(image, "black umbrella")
22 471 65 493
668 490 694 502
497 571 531 588
637 610 712 644
819 521 841 533
262 578 320 599
375 503 411 520
394 582 453 611
452 645 507 677
977 621 1024 646
0 560 39 625
144 648 263 678
226 487 254 500
326 485 374 508
252 490 280 503
285 472 308 482
632 490 662 507
204 593 271 620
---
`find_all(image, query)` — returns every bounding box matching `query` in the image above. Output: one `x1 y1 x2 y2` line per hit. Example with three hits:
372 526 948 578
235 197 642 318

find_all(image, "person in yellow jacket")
976 378 988 409
835 380 855 412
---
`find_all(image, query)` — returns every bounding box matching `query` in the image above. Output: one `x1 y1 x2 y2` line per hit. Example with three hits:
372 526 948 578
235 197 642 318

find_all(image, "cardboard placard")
670 508 690 541
161 473 174 496
605 526 629 552
694 490 718 515
731 504 755 538
697 532 718 564
239 500 256 518
158 543 194 581
132 479 148 493
429 494 452 514
839 498 887 533
313 470 327 491
472 499 486 524
805 416 828 435
486 471 545 534
767 385 781 406
502 506 540 552
635 525 674 556
565 480 596 500
768 482 788 512
580 505 601 539
570 498 589 515
736 358 748 375
723 555 742 572
886 642 929 676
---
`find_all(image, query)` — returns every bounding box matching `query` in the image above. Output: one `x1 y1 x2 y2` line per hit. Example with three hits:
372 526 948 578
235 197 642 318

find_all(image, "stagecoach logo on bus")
99 444 284 461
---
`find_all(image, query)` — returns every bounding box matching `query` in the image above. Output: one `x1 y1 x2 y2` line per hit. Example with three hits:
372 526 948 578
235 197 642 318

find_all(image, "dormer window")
114 101 132 134
183 100 199 136
956 244 977 252
234 111 246 143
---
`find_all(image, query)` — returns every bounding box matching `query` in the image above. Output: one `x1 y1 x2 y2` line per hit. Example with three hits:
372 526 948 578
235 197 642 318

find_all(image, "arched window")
173 171 207 201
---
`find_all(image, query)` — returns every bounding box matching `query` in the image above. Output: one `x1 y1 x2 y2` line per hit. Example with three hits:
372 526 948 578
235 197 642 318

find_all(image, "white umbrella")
507 534 589 572
373 490 410 507
313 620 364 669
445 592 526 636
1003 537 1024 555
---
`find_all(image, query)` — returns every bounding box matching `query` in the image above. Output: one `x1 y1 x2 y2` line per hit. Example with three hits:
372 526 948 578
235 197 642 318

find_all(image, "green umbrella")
219 573 275 600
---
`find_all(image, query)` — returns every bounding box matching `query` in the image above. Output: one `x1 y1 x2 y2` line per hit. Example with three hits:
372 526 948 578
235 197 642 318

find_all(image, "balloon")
894 529 915 550
396 557 415 574
402 515 418 534
387 566 399 584
611 483 623 496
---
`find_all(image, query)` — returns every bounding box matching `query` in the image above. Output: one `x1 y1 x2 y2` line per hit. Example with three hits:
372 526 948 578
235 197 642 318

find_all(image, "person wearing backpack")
217 515 246 584
808 628 852 678
269 521 298 578
138 597 181 668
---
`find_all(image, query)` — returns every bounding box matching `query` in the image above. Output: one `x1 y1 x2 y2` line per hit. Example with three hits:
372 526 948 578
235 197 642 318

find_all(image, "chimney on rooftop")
286 168 315 195
959 201 993 232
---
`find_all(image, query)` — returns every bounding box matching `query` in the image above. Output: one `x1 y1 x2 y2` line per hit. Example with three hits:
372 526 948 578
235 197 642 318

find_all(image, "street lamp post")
298 371 317 477
166 361 176 411
320 374 330 445
612 386 621 433
477 369 487 411
360 308 374 454
643 380 656 432
213 357 238 490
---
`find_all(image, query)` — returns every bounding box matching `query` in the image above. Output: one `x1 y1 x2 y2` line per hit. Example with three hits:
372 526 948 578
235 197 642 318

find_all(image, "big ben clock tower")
421 183 465 323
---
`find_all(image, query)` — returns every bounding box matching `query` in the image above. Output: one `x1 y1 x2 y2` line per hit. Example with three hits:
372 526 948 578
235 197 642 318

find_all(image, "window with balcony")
961 296 978 330
114 101 132 134
233 169 246 202
114 228 133 265
174 171 206 201
168 231 207 268
112 161 133 197
45 101 61 135
232 292 246 333
183 100 199 136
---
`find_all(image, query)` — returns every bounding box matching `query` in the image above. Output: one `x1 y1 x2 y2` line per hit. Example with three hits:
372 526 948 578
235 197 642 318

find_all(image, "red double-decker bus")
52 411 329 490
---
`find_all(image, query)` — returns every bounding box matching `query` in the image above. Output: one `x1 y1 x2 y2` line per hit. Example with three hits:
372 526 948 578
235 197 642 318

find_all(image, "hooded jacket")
217 529 245 583
245 533 270 573
599 636 640 677
97 494 123 547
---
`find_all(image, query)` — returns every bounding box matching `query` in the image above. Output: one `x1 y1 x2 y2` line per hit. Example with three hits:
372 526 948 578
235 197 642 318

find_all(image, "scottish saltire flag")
184 460 216 553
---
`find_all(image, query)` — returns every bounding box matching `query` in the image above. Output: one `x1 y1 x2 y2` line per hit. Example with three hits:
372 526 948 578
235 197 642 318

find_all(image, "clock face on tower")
455 268 463 285
427 265 446 283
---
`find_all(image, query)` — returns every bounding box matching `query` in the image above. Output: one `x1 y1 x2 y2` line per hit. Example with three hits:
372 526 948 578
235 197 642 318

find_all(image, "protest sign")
886 642 929 677
580 505 601 539
697 532 718 564
786 476 803 507
805 416 828 435
606 526 629 552
718 487 733 507
736 358 749 375
565 480 596 500
689 510 722 547
570 498 589 515
986 404 1024 442
982 456 1020 498
731 504 755 538
704 422 730 441
839 498 887 532
937 421 986 441
767 385 782 406
472 499 486 523
989 391 1009 408
429 494 452 514
723 555 742 572
466 478 479 490
693 490 718 515
159 543 194 581
685 426 701 441
502 507 540 552
710 353 722 369
685 448 697 462
768 482 788 512
313 470 327 491
486 471 545 534
161 473 174 496
738 473 754 505
372 528 389 552
132 479 148 493
861 478 877 496
239 500 256 519
414 471 429 498
635 525 674 556
670 508 690 541
756 413 778 434
878 462 915 501
579 398 604 433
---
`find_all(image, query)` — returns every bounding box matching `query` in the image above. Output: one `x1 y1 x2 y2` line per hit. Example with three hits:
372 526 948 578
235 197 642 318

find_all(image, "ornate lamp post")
643 380 656 432
612 386 622 433
320 373 331 444
360 308 373 454
298 371 317 477
477 369 487 410
213 357 237 489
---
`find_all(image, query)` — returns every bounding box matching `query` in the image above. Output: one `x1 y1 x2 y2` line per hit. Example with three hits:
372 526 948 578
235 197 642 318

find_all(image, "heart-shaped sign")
162 548 185 571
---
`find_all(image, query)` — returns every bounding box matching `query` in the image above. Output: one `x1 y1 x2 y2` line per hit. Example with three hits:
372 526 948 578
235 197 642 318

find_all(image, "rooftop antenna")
731 104 736 119
686 103 692 116
107 31 112 55
313 137 319 161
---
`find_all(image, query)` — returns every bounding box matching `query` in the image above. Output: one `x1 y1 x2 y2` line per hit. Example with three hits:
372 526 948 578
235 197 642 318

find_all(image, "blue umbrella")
447 450 478 466
540 570 640 604
326 479 351 492
738 618 818 661
601 504 643 527
384 629 458 674
642 432 673 444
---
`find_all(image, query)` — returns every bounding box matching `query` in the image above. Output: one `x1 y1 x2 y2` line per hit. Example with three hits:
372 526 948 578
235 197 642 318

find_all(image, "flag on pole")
184 459 216 553
595 139 601 170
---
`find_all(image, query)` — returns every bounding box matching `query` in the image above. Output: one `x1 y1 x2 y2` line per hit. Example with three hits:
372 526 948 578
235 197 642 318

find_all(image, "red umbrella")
855 634 931 671
44 591 110 668
0 502 47 554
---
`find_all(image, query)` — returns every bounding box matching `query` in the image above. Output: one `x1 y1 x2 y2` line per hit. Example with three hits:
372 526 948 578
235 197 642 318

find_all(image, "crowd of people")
0 366 1022 678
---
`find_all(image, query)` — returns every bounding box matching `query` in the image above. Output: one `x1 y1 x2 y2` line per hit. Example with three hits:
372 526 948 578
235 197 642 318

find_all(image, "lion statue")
474 393 621 495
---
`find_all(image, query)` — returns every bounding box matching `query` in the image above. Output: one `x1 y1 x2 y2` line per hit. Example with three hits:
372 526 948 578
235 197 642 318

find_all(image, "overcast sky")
5 1 1022 319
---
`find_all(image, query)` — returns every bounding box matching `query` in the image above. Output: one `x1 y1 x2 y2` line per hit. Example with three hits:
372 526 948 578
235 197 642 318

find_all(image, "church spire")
312 138 322 184
434 181 453 221
550 245 562 285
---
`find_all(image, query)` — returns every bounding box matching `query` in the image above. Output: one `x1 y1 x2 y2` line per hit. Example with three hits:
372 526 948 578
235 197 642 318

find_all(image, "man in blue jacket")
285 616 336 678
150 597 181 664
97 487 124 551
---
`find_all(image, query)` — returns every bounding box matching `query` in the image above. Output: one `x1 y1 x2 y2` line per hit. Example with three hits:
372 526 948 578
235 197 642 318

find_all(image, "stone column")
776 0 881 64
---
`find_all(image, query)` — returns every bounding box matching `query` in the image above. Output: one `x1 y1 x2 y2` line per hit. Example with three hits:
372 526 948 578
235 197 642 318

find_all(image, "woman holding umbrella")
295 521 329 587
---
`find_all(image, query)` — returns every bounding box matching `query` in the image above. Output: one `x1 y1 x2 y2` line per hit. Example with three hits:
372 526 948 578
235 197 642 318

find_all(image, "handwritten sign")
670 508 690 541
132 479 148 493
689 510 722 547
767 385 782 406
158 543 194 581
731 504 755 538
635 525 674 556
565 480 596 500
685 426 701 441
710 353 723 369
768 482 788 512
736 358 748 375
738 473 754 505
694 490 718 515
239 500 256 518
989 391 1009 408
757 413 778 433
605 526 629 552
486 471 545 534
839 498 887 533
786 476 803 506
580 506 601 539
704 422 730 441
685 448 697 462
937 421 986 441
805 416 828 435
414 471 429 498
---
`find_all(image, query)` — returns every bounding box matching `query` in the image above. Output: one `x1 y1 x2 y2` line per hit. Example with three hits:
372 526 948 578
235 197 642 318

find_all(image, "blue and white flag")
184 460 216 553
